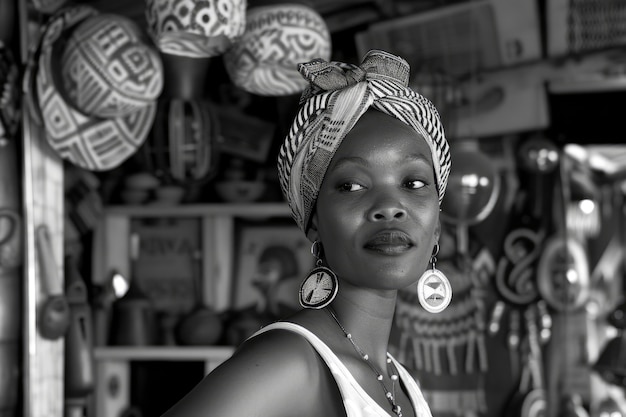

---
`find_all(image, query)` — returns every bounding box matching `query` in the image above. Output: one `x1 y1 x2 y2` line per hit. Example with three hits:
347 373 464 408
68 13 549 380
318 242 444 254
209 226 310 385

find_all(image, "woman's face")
309 110 441 290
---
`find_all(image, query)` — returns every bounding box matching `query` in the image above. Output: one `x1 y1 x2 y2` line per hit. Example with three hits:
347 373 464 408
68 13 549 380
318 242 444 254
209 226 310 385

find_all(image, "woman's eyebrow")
330 153 431 170
330 156 370 170
404 153 431 164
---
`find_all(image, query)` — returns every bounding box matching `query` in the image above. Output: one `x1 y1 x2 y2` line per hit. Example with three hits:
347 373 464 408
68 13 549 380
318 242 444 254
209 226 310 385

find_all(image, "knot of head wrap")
297 50 410 104
277 50 451 234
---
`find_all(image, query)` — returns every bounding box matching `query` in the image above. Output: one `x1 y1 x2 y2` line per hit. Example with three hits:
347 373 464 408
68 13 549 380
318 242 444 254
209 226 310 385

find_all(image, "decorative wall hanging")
145 0 247 58
393 250 492 416
492 135 558 309
492 216 551 394
25 6 163 171
537 235 590 312
223 3 332 96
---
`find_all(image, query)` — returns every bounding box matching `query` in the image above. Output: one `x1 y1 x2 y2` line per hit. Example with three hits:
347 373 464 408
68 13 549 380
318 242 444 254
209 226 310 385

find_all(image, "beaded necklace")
326 307 404 417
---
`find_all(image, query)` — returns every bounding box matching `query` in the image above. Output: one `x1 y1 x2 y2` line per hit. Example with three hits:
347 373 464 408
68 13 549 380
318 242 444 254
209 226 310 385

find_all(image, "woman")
162 49 451 417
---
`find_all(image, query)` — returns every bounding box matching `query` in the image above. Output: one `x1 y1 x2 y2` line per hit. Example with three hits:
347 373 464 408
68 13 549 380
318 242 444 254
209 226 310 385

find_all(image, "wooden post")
19 0 66 414
21 103 66 417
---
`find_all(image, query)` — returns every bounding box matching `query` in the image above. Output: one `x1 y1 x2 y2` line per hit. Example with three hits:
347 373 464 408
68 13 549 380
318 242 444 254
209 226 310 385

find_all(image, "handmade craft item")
504 307 548 417
440 140 501 255
223 3 331 96
145 0 246 58
393 251 491 416
416 244 452 314
26 6 163 171
142 98 220 185
299 241 338 309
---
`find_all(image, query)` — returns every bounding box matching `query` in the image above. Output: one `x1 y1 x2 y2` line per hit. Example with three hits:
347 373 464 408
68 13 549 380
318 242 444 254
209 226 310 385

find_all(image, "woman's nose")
367 198 408 222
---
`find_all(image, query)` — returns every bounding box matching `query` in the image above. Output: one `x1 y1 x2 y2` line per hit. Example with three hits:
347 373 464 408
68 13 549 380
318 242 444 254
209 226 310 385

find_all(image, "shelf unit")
92 202 291 313
91 202 292 417
94 346 235 417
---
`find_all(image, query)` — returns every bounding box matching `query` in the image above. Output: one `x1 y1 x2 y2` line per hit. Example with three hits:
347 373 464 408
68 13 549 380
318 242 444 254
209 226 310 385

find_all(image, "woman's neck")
327 285 398 366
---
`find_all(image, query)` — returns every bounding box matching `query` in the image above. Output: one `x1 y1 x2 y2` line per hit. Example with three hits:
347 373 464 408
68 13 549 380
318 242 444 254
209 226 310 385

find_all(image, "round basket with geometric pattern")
223 3 331 96
145 0 247 58
29 6 163 171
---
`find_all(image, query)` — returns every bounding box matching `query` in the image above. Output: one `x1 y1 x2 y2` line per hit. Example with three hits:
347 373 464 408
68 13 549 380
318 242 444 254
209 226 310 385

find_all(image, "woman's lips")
363 231 414 254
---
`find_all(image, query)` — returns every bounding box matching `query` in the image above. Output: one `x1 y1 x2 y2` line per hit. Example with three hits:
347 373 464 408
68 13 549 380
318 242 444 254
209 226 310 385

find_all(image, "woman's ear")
306 212 320 242
434 219 441 244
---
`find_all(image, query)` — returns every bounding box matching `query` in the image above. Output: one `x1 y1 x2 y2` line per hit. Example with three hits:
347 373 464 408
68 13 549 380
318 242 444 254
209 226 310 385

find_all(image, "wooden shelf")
92 201 297 417
94 346 235 362
104 202 291 218
94 345 235 417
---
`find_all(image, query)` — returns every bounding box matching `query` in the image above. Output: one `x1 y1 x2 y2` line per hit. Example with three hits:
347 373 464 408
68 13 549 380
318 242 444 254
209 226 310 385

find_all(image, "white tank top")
250 322 433 417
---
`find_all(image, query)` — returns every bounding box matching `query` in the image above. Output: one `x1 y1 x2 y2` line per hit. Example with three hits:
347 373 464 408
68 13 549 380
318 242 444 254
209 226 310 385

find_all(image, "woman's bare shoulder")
162 326 343 417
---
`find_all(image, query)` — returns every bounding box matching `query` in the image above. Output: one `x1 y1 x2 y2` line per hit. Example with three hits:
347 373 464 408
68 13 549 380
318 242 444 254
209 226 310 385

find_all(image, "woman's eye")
405 179 426 189
338 182 364 192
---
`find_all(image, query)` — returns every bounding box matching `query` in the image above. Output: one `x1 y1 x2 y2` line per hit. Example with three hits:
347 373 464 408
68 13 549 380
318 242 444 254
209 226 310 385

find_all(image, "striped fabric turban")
277 50 451 233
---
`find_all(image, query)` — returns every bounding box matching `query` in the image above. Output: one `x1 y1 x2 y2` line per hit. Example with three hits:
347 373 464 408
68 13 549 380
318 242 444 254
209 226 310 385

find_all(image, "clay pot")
175 307 223 346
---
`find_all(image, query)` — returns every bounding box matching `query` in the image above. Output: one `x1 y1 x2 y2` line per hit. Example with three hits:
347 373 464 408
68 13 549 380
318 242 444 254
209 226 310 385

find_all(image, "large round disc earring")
299 241 338 309
417 244 452 313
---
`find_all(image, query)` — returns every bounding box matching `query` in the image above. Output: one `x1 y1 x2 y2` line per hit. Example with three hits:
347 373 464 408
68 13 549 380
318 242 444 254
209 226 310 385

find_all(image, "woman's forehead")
335 110 432 161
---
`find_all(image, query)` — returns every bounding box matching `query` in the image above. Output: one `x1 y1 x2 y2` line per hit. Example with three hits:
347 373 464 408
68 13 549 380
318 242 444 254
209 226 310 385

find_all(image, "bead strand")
327 307 403 417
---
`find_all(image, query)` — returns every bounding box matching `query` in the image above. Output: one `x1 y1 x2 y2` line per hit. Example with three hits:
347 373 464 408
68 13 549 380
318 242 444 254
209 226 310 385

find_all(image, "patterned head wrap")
277 50 451 233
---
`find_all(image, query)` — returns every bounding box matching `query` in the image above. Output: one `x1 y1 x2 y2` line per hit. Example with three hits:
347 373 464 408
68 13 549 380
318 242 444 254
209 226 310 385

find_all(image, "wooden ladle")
36 225 70 340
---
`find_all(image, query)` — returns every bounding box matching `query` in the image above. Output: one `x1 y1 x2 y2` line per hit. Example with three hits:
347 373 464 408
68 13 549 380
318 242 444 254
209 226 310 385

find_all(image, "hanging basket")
223 3 332 96
145 0 247 58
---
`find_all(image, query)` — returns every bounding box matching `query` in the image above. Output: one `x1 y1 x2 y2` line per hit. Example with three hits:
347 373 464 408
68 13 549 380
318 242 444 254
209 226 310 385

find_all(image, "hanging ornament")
141 98 220 186
536 235 590 312
26 7 163 171
440 140 501 254
145 0 247 58
223 2 331 96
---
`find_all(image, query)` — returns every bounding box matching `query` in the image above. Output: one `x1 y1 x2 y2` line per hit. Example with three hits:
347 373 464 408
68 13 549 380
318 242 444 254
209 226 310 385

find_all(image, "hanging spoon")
36 225 70 339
